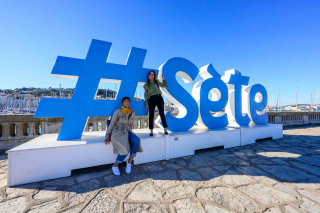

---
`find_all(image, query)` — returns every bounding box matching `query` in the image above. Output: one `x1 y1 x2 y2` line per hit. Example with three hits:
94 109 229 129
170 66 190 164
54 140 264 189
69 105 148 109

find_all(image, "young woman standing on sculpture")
104 97 143 176
143 70 169 136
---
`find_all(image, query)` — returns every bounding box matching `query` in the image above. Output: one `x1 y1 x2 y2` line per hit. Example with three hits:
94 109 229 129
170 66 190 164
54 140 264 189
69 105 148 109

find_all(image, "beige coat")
107 108 143 155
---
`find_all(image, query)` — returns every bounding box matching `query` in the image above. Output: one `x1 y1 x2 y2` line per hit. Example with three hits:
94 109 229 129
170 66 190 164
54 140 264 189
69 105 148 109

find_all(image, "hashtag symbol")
34 39 157 140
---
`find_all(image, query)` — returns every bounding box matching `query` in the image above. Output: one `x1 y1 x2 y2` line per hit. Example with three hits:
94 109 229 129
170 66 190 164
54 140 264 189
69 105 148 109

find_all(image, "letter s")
157 57 199 131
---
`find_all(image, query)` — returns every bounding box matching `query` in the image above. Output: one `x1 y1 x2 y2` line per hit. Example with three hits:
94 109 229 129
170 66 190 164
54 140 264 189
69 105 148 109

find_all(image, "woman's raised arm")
158 79 167 88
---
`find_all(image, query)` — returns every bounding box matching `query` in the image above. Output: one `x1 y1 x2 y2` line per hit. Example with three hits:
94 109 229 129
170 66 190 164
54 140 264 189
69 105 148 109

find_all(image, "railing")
1 112 320 150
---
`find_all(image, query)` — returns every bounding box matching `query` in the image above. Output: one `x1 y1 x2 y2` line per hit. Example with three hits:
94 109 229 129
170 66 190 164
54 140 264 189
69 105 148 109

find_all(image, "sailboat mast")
296 87 298 112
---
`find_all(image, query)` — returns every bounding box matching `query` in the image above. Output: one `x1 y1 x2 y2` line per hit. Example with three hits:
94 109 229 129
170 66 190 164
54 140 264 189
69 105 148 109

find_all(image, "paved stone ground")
1 125 320 213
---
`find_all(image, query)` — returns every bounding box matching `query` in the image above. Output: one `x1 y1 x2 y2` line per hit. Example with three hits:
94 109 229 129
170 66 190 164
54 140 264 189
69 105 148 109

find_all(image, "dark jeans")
148 94 168 129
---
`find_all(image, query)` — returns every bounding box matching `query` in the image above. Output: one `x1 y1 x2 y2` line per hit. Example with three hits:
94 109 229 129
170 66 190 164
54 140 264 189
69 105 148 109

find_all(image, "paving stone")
273 183 299 195
127 181 161 201
238 149 254 154
150 171 177 189
165 163 184 170
43 177 74 186
298 189 320 203
257 151 300 158
172 198 202 213
28 200 61 213
238 184 297 205
0 178 7 188
212 165 229 173
258 165 316 181
6 182 40 198
189 154 213 169
306 178 320 188
234 166 269 176
233 152 248 160
76 170 112 183
104 175 131 195
0 174 6 179
64 179 100 206
263 207 281 213
270 158 290 166
250 157 274 165
290 161 320 176
175 160 188 167
300 197 320 213
179 170 202 186
33 186 58 199
141 162 164 172
163 184 194 200
220 171 252 186
204 204 235 213
60 205 83 213
0 159 7 167
296 156 320 167
82 190 118 213
255 176 279 185
283 205 303 213
196 167 220 181
0 197 26 213
0 193 4 202
131 173 149 182
124 203 169 213
214 154 249 165
290 182 319 189
311 155 320 159
285 148 307 155
196 186 260 212
261 147 284 152
303 149 320 154
237 149 254 153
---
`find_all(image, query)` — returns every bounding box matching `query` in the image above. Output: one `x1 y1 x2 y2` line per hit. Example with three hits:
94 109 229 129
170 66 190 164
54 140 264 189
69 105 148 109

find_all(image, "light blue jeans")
116 132 140 163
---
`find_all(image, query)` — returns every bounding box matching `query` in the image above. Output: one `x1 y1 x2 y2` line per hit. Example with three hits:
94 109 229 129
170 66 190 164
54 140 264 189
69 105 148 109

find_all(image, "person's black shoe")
149 133 153 136
164 131 169 135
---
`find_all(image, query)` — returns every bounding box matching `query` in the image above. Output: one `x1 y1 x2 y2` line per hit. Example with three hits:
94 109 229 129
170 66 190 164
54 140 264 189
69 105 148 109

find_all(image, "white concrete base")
165 127 240 159
240 123 283 146
6 124 281 186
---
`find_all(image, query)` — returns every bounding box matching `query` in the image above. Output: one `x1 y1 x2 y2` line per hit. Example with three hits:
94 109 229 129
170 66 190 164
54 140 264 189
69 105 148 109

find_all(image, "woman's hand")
146 105 149 111
104 135 111 145
162 74 165 80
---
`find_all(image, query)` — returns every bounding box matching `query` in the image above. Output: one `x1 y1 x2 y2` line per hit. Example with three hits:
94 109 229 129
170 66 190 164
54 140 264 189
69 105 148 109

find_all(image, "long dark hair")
147 70 160 90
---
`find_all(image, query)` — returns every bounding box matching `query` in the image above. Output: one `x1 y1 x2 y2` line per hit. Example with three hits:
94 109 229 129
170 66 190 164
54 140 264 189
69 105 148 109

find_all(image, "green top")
143 79 168 106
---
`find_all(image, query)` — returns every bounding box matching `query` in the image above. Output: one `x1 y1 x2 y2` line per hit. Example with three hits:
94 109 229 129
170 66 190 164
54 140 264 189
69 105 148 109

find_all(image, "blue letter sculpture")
244 84 268 124
222 69 251 127
156 58 199 131
35 39 269 140
35 39 157 140
192 64 229 129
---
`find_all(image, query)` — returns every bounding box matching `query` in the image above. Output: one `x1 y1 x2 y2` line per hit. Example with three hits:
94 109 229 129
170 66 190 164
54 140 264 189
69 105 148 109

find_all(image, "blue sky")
0 0 319 106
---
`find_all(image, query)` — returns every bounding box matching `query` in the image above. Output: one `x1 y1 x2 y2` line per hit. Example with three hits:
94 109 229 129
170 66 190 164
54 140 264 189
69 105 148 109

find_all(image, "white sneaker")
112 166 120 176
126 160 132 173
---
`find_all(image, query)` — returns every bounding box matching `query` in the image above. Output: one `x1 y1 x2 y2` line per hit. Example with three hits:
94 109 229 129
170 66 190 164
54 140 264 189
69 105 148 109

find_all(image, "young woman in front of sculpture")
104 97 143 176
143 70 169 136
